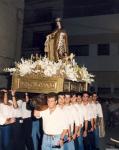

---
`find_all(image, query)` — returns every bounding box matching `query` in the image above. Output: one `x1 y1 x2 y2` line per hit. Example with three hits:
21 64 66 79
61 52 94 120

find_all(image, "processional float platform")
12 74 88 93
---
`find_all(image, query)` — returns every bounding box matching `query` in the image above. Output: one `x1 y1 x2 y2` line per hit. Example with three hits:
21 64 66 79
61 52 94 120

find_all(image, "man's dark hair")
81 91 90 97
47 92 58 101
70 91 77 97
92 91 98 96
29 93 48 111
0 91 4 102
58 92 64 96
34 93 47 105
77 92 82 97
64 92 71 96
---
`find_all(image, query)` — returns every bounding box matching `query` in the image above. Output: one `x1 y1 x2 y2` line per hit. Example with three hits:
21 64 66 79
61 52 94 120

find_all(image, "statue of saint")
44 18 69 61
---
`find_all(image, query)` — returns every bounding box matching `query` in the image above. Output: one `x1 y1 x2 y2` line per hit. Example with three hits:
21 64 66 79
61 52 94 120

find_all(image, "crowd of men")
0 90 104 150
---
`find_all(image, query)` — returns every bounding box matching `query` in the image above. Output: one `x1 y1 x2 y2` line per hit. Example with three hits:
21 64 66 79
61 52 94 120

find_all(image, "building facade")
0 0 24 87
23 0 119 98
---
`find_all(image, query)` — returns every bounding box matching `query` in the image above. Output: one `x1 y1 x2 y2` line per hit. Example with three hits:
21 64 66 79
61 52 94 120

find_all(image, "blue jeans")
0 125 13 150
32 120 41 150
64 135 75 150
77 136 84 150
0 127 2 150
42 134 64 150
74 128 84 150
94 127 99 148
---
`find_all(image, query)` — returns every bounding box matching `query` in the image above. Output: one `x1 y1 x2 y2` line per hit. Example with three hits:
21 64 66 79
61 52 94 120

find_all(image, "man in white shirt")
92 92 104 150
22 92 34 150
64 92 80 150
81 91 95 150
71 92 84 150
34 92 68 150
0 89 16 150
9 91 26 150
57 92 75 150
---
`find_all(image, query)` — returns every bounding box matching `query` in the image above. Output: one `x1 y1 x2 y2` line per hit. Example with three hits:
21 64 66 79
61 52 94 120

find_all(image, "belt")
44 133 55 137
16 118 23 123
44 133 60 137
23 117 31 120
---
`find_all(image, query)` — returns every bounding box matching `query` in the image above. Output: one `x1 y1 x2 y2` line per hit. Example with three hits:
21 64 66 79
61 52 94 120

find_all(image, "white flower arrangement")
36 57 62 77
80 66 95 84
4 54 94 84
64 63 78 81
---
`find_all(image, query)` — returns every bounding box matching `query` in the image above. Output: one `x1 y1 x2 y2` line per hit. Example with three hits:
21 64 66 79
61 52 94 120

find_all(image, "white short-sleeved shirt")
22 102 31 119
90 103 97 119
96 102 103 118
9 100 23 118
0 103 14 125
81 103 94 121
65 105 79 132
0 112 6 125
40 107 68 135
73 103 84 126
80 103 88 121
57 105 71 128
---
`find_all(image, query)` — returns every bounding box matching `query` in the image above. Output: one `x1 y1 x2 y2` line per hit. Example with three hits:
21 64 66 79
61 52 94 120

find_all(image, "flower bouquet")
4 53 94 93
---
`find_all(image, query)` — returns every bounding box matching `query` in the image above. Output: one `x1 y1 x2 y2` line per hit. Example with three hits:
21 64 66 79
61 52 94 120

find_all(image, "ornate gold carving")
12 74 87 93
12 74 64 93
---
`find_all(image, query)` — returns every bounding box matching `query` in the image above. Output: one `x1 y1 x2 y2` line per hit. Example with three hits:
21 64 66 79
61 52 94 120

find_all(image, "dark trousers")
23 117 34 150
83 131 95 150
0 124 13 150
83 121 96 150
12 118 25 150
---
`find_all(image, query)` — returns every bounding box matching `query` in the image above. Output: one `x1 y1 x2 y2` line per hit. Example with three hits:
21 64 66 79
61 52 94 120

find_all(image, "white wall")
62 15 119 71
64 14 119 35
75 43 119 71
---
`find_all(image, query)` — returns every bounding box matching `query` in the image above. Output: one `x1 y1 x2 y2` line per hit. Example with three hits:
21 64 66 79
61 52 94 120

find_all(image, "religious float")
4 18 94 93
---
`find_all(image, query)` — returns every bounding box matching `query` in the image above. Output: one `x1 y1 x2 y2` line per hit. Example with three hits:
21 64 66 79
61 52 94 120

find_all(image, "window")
98 87 111 95
69 45 89 56
32 31 50 55
114 88 119 95
24 8 52 24
97 44 110 55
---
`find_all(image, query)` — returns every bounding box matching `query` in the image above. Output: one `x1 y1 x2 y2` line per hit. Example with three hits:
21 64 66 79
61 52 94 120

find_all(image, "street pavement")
100 125 119 150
